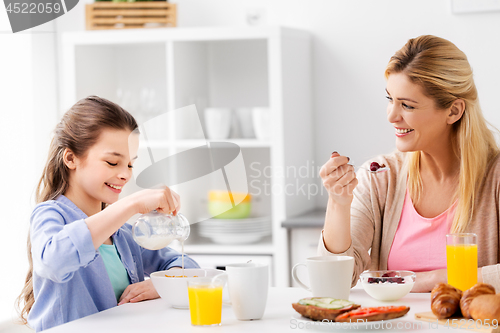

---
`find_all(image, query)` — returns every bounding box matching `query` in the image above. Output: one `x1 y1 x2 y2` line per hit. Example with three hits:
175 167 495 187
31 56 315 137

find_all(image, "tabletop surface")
44 286 472 333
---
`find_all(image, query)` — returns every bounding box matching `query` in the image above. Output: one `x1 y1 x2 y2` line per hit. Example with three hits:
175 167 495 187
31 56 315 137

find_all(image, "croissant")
469 294 500 321
460 283 495 319
431 283 462 319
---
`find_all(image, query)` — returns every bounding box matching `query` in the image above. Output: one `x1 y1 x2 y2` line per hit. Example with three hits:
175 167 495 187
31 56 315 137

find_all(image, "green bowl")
208 202 251 219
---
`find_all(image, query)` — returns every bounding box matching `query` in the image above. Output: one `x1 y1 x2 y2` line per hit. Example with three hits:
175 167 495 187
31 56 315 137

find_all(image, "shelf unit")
169 237 274 256
60 26 314 287
142 139 272 149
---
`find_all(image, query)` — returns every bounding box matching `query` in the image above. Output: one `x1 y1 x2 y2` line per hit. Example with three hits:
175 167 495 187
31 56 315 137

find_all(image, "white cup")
292 256 354 300
252 107 270 141
225 263 269 320
235 108 255 138
204 108 232 140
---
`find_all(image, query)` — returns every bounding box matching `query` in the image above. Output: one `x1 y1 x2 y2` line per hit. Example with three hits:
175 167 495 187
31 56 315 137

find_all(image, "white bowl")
360 270 416 301
150 268 226 309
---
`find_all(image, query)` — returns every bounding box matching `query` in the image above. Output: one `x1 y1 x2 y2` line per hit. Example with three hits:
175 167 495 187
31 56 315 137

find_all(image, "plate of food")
291 297 410 330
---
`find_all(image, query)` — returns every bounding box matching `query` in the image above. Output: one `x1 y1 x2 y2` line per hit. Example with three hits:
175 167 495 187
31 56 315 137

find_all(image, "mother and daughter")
17 34 500 332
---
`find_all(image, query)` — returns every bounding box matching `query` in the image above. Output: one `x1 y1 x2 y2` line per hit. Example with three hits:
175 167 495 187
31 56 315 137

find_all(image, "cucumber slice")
298 298 355 309
329 299 355 309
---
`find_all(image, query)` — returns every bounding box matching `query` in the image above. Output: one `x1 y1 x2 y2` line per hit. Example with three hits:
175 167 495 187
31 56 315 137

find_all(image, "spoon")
331 152 389 174
359 166 390 174
357 162 390 174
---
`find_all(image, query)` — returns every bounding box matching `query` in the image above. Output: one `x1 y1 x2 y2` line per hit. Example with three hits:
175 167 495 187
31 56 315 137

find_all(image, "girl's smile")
64 129 139 216
105 182 124 193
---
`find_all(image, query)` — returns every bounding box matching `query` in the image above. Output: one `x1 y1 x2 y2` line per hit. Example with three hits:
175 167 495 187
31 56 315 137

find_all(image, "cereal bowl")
150 268 226 309
360 270 416 301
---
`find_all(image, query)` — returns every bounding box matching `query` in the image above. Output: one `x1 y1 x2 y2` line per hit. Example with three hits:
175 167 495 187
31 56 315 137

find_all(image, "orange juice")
188 285 223 326
446 244 477 291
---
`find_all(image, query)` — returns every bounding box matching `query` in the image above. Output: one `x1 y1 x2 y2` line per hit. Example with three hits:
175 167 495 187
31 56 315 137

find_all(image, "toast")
292 297 361 321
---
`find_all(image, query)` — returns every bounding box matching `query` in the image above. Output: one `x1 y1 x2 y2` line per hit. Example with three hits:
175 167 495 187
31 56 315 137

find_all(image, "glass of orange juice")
187 277 224 326
446 233 477 291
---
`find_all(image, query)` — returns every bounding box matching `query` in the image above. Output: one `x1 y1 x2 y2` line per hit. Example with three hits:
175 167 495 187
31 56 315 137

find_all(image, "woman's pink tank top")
387 188 457 272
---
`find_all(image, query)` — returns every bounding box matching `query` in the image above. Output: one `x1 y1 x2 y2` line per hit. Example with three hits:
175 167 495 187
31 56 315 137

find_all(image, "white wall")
0 30 34 325
0 10 58 326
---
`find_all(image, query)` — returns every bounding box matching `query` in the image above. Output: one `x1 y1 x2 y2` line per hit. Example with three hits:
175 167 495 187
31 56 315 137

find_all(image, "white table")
44 286 468 332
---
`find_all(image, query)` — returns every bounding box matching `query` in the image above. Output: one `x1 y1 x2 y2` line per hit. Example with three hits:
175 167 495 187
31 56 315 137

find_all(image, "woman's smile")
395 127 415 137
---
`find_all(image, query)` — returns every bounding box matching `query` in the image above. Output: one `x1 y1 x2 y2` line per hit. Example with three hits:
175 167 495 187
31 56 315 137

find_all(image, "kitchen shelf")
60 26 308 45
60 26 313 287
169 237 273 255
140 139 271 149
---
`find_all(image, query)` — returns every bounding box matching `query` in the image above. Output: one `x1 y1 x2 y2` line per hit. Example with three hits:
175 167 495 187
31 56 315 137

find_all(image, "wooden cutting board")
415 312 500 333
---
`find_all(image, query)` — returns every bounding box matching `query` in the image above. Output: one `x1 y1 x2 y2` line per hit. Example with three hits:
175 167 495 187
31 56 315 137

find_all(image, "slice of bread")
292 297 361 321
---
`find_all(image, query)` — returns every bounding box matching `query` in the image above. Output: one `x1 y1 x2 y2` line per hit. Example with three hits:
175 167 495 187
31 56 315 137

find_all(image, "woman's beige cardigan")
318 151 500 291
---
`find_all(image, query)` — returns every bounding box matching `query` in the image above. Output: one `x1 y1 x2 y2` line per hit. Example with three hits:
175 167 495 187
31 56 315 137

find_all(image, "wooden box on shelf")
85 2 176 30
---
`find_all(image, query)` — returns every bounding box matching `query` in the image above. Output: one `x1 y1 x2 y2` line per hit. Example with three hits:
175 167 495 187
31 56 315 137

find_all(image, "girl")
17 96 199 331
318 35 500 292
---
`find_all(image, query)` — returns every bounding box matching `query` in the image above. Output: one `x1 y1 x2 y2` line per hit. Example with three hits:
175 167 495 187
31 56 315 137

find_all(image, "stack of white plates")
197 217 271 245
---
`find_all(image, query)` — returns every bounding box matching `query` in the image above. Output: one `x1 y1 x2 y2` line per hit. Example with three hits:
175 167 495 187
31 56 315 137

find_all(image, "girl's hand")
412 269 447 293
118 279 159 305
130 187 181 216
319 152 358 206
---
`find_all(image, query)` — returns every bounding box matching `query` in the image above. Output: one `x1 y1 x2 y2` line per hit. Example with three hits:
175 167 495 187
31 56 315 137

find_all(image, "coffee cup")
292 256 354 300
222 263 269 320
204 108 232 140
251 107 270 141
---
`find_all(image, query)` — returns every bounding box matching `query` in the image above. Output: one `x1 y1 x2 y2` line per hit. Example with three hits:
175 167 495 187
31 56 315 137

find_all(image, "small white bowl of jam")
360 270 416 301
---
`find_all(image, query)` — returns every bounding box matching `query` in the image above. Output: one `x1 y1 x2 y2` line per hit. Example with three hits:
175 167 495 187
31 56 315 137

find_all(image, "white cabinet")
289 228 322 287
60 26 314 287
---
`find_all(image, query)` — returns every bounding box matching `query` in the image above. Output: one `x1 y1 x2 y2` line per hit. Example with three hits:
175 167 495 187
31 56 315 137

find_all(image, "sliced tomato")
336 306 408 320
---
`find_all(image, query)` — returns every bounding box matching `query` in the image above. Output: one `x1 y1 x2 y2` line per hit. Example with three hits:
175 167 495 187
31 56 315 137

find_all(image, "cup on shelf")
235 108 256 138
204 108 232 140
252 107 271 141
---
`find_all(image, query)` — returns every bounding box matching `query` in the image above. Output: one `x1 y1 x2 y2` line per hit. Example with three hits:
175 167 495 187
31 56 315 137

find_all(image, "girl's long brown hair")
17 96 138 325
385 35 499 233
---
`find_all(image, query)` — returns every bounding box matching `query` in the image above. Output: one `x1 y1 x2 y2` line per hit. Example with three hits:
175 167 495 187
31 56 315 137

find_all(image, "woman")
318 35 500 293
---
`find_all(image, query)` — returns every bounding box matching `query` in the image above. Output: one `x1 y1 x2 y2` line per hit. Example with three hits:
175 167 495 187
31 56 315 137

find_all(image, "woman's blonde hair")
385 35 499 233
17 96 138 325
